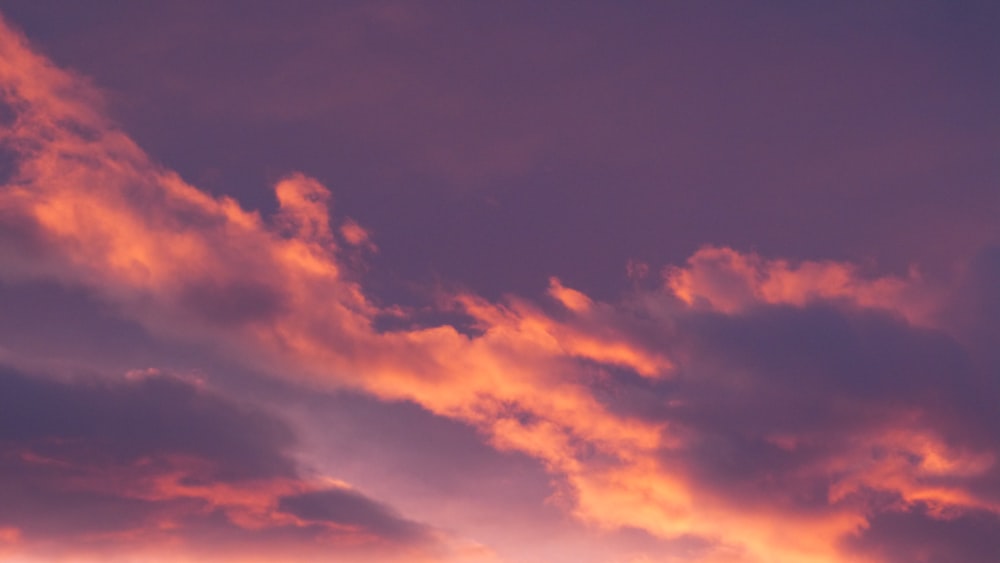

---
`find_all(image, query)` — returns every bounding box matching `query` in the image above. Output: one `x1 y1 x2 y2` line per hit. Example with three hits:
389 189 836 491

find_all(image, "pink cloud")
665 245 937 325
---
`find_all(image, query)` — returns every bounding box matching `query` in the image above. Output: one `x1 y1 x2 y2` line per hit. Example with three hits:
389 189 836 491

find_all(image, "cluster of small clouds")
2 13 1000 563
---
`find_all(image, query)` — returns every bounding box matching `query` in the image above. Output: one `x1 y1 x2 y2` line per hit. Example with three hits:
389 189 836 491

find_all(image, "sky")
0 2 998 562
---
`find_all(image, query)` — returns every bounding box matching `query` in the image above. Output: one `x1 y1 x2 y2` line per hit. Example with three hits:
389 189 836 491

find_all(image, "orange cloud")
275 173 336 242
0 17 672 557
665 246 937 325
340 218 377 250
548 276 593 312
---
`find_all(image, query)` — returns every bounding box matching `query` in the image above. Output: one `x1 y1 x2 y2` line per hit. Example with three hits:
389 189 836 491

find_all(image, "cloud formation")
0 365 469 562
2 11 999 563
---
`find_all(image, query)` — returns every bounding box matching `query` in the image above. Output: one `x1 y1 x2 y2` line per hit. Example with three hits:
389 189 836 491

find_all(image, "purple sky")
1 2 999 562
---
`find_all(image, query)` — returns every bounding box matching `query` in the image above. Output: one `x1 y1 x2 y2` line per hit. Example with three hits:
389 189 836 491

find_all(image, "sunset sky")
1 2 999 562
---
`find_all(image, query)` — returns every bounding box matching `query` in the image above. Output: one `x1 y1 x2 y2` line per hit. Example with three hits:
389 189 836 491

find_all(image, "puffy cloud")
274 172 335 242
548 276 593 312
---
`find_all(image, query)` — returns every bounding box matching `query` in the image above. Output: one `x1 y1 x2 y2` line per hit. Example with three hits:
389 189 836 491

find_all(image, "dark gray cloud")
667 304 988 442
0 365 297 482
843 501 1000 563
278 488 428 542
0 364 437 557
695 307 985 476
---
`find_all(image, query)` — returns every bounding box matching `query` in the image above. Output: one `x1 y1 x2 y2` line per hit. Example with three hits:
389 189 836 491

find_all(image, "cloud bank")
0 365 476 563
